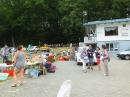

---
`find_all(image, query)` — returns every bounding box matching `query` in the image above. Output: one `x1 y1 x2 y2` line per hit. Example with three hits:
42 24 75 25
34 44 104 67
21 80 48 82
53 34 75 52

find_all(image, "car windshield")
30 47 34 49
78 47 88 53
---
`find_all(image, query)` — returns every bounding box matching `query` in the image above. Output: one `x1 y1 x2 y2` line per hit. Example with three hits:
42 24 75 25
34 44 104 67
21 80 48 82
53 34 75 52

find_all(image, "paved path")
0 57 130 97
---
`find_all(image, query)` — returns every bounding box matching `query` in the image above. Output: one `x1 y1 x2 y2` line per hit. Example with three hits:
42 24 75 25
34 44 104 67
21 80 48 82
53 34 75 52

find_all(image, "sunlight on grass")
51 47 73 54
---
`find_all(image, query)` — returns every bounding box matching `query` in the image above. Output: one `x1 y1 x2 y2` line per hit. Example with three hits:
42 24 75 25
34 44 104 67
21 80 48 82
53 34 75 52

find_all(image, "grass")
51 47 74 57
0 57 12 63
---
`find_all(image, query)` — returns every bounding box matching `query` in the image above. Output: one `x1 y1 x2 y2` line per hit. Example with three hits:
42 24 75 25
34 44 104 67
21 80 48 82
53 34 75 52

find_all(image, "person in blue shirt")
80 46 88 73
87 45 94 70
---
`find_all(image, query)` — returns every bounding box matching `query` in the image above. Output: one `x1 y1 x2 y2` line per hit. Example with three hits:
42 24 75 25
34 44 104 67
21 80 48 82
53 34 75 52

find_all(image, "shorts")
88 58 93 64
14 65 25 69
97 58 100 65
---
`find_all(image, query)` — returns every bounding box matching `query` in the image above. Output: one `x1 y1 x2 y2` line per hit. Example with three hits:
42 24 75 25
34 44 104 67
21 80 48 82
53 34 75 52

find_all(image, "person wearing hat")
80 46 88 73
87 45 94 70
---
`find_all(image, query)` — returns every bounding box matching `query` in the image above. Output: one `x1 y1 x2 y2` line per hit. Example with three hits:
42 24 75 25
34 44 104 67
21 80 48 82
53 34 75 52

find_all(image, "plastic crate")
0 73 9 80
3 70 14 76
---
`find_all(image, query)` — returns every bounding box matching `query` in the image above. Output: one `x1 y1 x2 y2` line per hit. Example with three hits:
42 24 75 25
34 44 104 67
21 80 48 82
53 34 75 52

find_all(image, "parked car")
9 47 16 52
117 48 130 60
74 47 97 65
40 45 50 52
0 47 16 52
27 46 39 51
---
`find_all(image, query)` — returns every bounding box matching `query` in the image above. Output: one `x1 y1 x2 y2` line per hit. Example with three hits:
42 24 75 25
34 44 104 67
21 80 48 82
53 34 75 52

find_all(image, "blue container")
29 70 39 78
30 53 32 57
0 73 9 80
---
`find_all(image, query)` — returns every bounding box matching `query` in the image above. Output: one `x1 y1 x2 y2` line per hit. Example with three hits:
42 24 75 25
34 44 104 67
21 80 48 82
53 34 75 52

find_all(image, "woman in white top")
80 46 88 73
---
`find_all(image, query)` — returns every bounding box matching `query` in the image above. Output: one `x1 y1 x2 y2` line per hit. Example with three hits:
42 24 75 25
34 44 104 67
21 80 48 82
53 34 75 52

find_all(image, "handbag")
84 56 88 60
83 51 88 60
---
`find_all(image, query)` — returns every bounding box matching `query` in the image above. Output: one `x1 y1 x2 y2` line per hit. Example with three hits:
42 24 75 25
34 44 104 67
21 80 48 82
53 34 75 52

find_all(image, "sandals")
83 70 87 73
11 84 17 87
11 83 23 87
20 83 23 86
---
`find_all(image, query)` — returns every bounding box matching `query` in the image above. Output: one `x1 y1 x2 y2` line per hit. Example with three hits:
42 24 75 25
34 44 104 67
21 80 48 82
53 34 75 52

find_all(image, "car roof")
78 47 89 49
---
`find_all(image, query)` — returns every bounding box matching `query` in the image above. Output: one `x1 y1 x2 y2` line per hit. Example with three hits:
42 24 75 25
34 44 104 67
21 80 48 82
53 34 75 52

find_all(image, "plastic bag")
24 69 30 75
100 56 103 61
57 80 72 97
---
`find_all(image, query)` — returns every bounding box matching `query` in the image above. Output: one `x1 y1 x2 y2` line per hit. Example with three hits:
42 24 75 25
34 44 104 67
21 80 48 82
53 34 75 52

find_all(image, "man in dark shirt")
87 45 94 70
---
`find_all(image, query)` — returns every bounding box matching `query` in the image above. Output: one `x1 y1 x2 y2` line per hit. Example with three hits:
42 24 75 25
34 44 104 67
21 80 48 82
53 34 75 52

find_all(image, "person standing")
87 45 94 70
21 45 26 52
68 48 70 56
95 47 101 71
51 48 54 54
80 46 88 73
101 44 109 76
62 50 66 55
1 45 10 63
28 44 31 52
70 47 75 60
11 45 26 87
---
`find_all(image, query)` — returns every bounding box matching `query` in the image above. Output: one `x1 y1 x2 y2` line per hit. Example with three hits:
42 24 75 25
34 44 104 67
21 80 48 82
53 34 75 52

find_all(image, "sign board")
121 28 128 36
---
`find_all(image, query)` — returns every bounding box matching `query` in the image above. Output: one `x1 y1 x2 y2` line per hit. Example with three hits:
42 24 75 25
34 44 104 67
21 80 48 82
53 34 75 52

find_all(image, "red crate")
59 57 64 61
3 70 14 76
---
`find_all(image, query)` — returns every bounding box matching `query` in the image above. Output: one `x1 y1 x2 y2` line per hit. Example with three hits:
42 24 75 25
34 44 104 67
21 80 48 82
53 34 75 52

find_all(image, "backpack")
45 61 52 72
48 67 55 73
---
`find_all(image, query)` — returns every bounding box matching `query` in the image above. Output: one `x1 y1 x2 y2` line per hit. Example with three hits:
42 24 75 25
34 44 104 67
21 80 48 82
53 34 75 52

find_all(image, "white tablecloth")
0 62 40 70
25 62 40 69
26 62 40 66
0 63 14 68
0 63 14 71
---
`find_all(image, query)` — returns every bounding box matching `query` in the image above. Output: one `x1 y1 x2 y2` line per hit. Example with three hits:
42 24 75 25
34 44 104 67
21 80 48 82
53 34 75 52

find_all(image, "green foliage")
0 0 130 46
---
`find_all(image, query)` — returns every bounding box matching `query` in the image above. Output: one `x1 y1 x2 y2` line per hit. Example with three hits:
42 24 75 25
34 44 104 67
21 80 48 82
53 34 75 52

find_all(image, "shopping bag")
57 80 72 97
100 56 103 61
83 56 88 60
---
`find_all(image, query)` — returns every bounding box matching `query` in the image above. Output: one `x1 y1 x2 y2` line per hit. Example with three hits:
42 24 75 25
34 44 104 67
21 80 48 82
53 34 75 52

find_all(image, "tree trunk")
11 35 15 47
4 37 6 45
25 39 27 46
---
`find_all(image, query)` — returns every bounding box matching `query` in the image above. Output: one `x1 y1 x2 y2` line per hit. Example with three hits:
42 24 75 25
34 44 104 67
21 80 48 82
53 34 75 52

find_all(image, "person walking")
28 44 31 52
1 45 10 63
95 47 101 71
11 45 26 87
70 47 75 60
21 45 26 52
87 45 94 70
80 46 88 73
101 44 109 76
68 48 70 56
